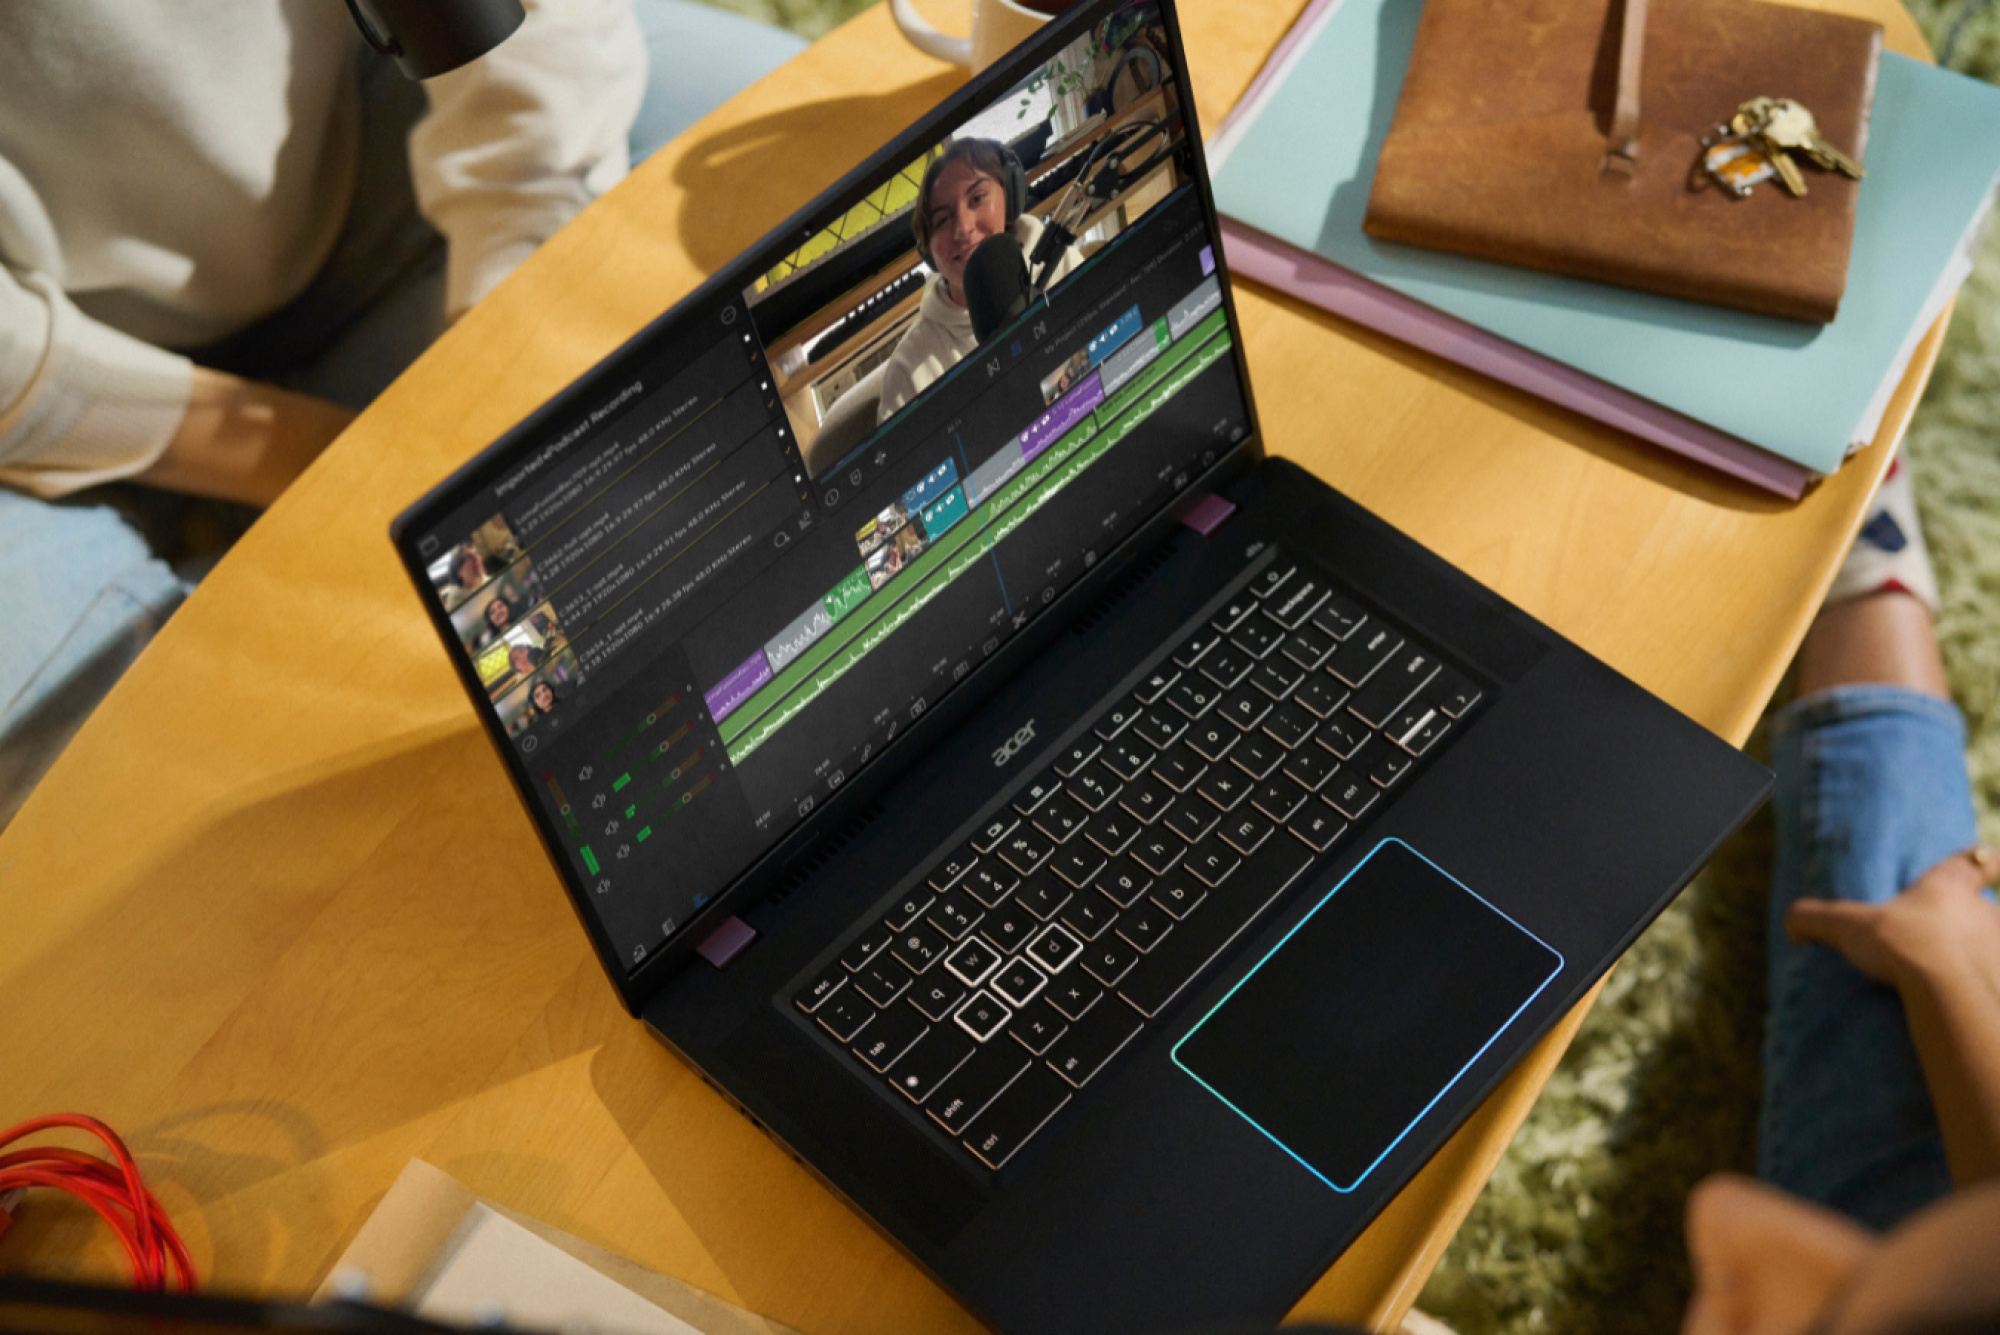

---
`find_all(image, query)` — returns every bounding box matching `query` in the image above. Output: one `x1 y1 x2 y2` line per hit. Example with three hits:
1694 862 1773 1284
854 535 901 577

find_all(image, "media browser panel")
407 1 1253 972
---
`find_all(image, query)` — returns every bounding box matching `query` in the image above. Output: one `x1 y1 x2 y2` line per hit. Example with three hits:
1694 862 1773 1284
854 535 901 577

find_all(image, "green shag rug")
701 0 2000 1326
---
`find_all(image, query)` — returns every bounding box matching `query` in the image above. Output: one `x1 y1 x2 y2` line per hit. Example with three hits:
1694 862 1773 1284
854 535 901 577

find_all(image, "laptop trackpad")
1172 839 1563 1192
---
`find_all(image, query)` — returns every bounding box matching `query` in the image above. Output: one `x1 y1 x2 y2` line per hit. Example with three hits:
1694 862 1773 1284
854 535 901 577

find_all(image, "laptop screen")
399 0 1253 977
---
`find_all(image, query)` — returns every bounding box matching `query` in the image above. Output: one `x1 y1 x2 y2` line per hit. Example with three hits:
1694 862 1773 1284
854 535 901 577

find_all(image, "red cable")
0 1114 197 1293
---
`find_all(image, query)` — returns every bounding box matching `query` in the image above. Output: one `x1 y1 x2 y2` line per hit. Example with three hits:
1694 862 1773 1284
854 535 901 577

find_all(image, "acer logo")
992 722 1037 767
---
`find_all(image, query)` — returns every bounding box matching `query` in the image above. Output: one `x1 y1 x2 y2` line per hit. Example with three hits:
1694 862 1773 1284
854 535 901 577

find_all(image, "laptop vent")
752 800 888 920
1067 543 1179 638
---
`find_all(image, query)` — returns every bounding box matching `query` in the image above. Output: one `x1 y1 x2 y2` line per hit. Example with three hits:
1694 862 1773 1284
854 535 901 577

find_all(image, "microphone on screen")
964 233 1032 344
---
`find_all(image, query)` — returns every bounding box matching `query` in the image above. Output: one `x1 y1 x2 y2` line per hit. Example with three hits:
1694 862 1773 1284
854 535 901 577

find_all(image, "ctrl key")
963 1064 1073 1170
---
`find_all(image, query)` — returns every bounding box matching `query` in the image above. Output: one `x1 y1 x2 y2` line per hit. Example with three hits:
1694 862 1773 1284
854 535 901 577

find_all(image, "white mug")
889 0 1050 73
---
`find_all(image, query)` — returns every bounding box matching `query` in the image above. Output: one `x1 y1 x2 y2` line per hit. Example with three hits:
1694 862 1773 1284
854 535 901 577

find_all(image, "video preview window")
436 512 591 728
743 3 1187 484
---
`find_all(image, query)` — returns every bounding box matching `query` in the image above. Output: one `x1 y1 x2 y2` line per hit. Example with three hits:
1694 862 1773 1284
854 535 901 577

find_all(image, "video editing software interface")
411 1 1254 972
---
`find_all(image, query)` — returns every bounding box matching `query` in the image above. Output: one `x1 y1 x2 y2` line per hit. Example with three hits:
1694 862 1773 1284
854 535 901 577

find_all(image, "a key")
1026 922 1085 974
946 936 1003 988
1265 577 1327 629
978 902 1037 955
1174 630 1221 669
990 956 1049 1008
1045 1000 1144 1090
1132 707 1187 753
1118 903 1175 953
1000 825 1055 875
1095 859 1154 907
1132 830 1188 877
1082 934 1139 986
1755 133 1809 197
1135 666 1181 704
1013 774 1061 815
1325 776 1379 821
1060 892 1119 940
1095 700 1142 740
1195 765 1252 812
1050 842 1107 890
885 890 933 932
910 971 969 1021
1250 658 1304 701
1034 792 1090 843
1046 970 1104 1021
955 991 1012 1042
1229 733 1287 781
856 957 915 1007
1220 808 1274 856
930 1042 1032 1135
962 864 1019 908
1164 796 1221 844
927 890 983 940
962 1064 1070 1169
1211 595 1258 634
1066 765 1123 813
1167 677 1222 719
1329 625 1402 687
1231 614 1284 660
1750 96 1863 180
842 927 891 973
1053 739 1101 777
1151 744 1209 793
1200 644 1254 690
1015 874 1074 921
1009 997 1069 1055
1292 674 1350 720
1186 718 1239 764
795 964 848 1014
890 1023 976 1103
1087 808 1141 856
1101 737 1156 782
1185 838 1242 888
1280 624 1336 671
1282 743 1337 792
971 811 1019 854
1253 776 1308 824
854 1002 928 1072
817 991 875 1043
890 920 951 972
1119 773 1175 823
1150 869 1208 919
1261 700 1319 750
930 845 979 892
1217 686 1272 732
1310 594 1367 641
1252 564 1295 599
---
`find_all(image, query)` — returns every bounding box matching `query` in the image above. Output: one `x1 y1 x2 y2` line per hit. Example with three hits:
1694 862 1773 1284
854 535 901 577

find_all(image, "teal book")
1209 0 2000 478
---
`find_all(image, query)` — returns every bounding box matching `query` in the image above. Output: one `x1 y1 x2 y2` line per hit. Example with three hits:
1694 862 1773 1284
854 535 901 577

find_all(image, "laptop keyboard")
790 556 1485 1171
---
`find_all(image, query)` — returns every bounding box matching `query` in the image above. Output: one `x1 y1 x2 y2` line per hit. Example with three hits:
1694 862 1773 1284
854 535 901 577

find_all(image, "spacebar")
1118 836 1314 1018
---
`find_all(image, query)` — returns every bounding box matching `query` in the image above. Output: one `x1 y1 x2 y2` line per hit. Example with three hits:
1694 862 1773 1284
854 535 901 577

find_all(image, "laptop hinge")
696 916 758 968
1178 493 1236 535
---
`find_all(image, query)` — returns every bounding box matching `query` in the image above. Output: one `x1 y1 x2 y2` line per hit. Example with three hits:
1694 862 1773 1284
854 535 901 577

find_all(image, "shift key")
964 1064 1073 1170
929 1041 1032 1135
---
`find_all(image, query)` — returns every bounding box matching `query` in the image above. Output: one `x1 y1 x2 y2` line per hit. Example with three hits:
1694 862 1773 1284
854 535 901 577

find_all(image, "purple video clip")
705 650 773 724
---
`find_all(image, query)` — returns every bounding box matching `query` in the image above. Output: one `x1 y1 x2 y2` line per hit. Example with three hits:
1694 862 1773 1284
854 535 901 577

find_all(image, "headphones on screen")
914 139 1029 269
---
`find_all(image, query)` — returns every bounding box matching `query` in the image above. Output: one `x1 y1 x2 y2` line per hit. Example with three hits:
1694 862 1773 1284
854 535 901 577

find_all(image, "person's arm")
408 0 648 320
1787 847 2000 1185
137 365 355 508
0 263 348 507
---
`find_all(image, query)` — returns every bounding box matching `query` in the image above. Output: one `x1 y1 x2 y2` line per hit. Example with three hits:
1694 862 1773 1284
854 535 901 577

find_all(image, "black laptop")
392 3 1769 1329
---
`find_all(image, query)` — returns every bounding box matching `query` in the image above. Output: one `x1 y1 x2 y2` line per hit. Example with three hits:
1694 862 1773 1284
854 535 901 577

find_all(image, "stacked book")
1207 0 2000 496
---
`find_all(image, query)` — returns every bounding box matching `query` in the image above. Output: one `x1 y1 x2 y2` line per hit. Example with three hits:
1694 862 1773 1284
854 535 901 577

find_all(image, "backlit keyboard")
790 556 1485 1171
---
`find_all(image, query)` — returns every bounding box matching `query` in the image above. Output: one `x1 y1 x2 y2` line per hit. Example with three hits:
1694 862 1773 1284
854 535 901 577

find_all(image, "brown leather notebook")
1361 0 1882 323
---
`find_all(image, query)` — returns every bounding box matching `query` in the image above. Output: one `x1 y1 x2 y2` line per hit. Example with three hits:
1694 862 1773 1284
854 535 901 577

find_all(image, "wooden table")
0 0 1940 1328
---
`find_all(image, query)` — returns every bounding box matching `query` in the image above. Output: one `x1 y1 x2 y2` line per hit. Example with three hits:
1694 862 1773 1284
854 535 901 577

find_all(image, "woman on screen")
876 139 1085 424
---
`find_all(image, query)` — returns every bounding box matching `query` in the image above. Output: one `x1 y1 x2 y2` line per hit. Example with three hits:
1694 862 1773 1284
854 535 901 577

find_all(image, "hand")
140 366 357 508
1786 846 2000 991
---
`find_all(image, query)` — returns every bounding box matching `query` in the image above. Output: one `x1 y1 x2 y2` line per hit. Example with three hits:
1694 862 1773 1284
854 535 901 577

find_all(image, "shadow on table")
667 74 966 275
